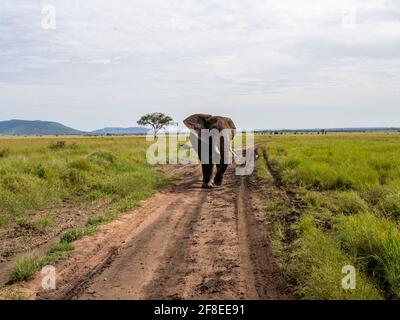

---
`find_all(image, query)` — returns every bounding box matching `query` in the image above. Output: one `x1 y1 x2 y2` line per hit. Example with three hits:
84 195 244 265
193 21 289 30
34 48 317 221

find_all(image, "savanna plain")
0 133 399 299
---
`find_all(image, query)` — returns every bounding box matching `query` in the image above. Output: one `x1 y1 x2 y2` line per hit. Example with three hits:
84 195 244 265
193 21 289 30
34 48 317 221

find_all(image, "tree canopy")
137 112 174 137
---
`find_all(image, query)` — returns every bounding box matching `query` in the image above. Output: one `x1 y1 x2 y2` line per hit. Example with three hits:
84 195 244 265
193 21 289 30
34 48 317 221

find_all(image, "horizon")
1 1 399 130
0 118 399 133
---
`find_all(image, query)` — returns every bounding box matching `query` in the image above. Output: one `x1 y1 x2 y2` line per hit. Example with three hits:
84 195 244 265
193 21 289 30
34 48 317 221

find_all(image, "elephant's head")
183 114 236 138
183 114 237 162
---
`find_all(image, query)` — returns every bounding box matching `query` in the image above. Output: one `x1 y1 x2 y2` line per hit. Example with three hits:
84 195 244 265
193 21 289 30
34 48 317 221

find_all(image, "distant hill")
1 119 398 136
90 127 150 135
0 120 151 136
0 120 85 135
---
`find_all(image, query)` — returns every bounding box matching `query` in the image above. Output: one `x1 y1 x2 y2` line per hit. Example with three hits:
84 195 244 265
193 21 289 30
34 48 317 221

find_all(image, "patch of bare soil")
18 159 290 300
0 198 114 286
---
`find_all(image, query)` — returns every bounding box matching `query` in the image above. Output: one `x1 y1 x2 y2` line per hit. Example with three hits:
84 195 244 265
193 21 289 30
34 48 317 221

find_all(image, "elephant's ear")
225 118 236 130
183 114 212 131
224 117 237 138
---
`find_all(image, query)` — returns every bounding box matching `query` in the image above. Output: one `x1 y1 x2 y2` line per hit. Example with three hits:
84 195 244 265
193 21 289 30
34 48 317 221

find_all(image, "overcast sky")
0 0 399 130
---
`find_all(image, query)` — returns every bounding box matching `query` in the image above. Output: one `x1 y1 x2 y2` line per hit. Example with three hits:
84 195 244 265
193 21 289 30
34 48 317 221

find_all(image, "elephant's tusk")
230 145 244 164
214 144 221 155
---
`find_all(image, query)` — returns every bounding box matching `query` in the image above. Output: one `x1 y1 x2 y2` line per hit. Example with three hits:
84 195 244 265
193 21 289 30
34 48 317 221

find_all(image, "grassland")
256 133 400 299
0 136 173 283
2 133 400 300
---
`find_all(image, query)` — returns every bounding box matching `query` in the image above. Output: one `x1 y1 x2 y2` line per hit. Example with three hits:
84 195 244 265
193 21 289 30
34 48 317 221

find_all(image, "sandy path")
34 163 288 300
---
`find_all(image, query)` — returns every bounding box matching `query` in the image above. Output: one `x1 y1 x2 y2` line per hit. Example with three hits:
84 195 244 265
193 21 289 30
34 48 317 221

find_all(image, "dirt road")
35 163 289 300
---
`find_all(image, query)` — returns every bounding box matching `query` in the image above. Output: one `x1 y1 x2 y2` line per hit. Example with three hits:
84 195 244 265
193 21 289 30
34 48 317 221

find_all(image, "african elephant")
183 114 237 188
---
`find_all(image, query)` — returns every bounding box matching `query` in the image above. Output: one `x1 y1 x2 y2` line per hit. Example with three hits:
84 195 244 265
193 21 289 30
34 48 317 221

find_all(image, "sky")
0 0 399 131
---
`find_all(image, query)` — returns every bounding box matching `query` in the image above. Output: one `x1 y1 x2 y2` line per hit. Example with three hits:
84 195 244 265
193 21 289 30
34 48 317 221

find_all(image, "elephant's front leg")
214 164 228 186
201 163 215 188
198 136 215 189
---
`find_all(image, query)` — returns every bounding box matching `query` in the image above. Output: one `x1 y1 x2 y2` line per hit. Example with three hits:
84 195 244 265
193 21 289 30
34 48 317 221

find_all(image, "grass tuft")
9 252 43 282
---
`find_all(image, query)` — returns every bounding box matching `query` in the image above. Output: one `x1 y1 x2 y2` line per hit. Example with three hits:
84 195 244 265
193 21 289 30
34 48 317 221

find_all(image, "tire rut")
33 160 289 300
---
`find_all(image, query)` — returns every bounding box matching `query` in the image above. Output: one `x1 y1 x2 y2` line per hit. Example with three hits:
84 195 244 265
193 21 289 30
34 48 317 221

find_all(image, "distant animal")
183 114 237 188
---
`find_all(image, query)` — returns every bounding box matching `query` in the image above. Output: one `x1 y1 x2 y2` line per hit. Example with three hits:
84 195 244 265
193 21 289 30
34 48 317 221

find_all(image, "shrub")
35 165 47 179
49 141 66 150
0 148 10 158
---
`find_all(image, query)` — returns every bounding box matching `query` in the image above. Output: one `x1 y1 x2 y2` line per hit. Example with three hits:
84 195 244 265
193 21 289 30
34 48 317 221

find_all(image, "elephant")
183 114 237 188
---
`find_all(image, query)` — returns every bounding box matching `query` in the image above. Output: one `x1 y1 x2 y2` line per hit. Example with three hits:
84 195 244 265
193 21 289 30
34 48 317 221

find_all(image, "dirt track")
34 162 289 300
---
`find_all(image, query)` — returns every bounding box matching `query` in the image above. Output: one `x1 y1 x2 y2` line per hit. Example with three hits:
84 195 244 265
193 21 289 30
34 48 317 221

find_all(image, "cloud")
0 0 399 130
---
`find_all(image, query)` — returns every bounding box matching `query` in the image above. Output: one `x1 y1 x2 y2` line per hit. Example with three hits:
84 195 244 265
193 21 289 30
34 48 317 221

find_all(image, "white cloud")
0 0 399 129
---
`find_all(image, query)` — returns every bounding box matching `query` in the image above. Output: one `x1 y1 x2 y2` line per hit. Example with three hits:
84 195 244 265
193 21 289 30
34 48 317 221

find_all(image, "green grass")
10 242 73 282
335 213 400 297
1 135 177 283
32 214 54 232
290 215 382 299
256 133 400 299
10 252 44 282
255 148 273 183
264 134 400 192
60 225 98 243
0 136 169 228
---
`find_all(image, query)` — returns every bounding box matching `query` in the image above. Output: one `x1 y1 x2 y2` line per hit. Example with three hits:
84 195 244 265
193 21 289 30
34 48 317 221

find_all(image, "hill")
90 127 150 135
0 120 85 135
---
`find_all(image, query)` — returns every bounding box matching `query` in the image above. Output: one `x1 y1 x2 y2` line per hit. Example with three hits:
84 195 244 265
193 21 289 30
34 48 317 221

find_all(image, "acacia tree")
137 112 174 137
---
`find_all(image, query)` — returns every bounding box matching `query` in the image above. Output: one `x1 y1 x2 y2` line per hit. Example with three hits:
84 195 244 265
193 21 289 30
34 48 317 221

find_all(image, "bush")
0 148 10 158
35 165 47 179
49 141 66 150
